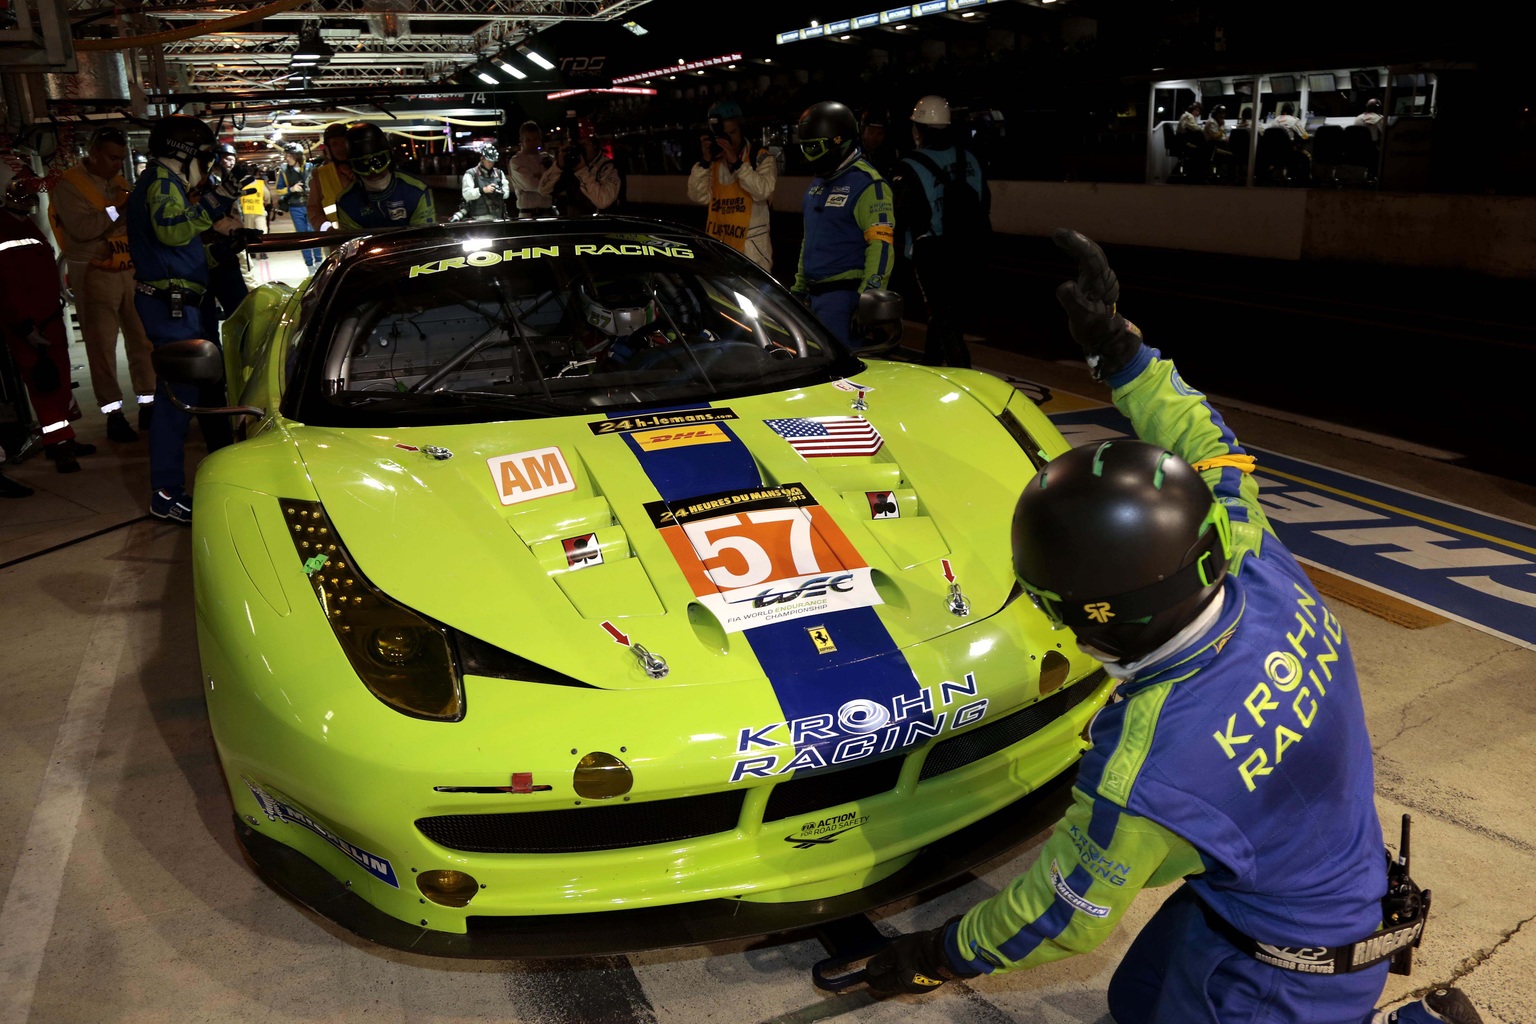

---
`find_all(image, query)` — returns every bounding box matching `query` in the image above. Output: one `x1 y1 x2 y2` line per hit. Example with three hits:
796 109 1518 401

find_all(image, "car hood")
290 364 1037 690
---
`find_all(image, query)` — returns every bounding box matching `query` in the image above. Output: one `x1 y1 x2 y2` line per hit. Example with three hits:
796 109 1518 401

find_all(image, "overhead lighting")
613 52 743 85
519 45 555 71
622 20 647 35
840 34 851 40
492 57 526 80
292 26 333 65
547 87 657 99
727 64 737 69
895 23 907 29
475 70 499 85
961 9 975 15
810 19 819 26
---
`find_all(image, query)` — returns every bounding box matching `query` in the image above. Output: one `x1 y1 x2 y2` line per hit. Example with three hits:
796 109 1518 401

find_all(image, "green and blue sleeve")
950 785 1204 973
853 178 895 291
1108 345 1274 560
411 187 436 226
147 170 218 248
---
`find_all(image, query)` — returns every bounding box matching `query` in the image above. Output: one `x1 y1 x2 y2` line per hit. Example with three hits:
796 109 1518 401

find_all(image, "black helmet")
346 122 393 178
796 101 859 176
148 115 215 171
3 174 40 214
1012 440 1233 662
480 144 499 163
213 141 237 159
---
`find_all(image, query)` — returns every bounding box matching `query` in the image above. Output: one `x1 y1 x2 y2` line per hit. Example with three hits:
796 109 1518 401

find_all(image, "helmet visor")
351 150 392 177
798 138 831 163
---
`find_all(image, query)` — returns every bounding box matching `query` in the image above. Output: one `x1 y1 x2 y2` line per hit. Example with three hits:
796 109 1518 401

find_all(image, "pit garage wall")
623 176 1536 279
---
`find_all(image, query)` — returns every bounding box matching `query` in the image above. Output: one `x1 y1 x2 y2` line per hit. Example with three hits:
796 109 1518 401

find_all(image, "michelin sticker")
1050 858 1110 918
244 778 400 888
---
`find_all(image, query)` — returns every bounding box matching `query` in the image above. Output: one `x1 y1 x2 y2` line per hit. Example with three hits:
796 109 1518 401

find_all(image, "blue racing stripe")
998 863 1101 963
616 404 926 777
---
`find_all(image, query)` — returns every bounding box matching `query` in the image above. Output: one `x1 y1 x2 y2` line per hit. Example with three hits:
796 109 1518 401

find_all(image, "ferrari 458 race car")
180 218 1116 956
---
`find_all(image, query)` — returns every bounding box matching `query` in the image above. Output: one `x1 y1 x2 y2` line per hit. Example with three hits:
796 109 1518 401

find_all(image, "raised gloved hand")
862 922 974 997
1052 228 1145 381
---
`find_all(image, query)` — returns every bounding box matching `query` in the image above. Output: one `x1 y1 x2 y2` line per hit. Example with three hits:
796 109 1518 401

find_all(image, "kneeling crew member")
127 114 244 524
857 229 1476 1024
334 123 435 230
791 101 894 347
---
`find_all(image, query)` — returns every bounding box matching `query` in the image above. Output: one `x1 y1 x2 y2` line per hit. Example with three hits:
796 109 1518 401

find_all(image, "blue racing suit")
944 344 1390 1023
335 171 436 230
793 153 894 346
127 162 236 494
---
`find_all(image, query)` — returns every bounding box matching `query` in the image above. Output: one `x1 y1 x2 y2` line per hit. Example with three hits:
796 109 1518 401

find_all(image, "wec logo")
752 573 855 607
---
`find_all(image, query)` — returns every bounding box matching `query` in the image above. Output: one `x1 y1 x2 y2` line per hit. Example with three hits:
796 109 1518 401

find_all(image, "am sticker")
488 446 576 506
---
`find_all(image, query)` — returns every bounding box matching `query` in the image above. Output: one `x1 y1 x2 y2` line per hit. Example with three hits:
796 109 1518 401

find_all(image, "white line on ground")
1048 359 1465 461
0 526 148 1024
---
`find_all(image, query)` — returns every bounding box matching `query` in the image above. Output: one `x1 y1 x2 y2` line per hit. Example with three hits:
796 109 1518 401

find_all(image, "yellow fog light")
371 626 423 666
1039 649 1071 695
417 869 479 908
573 751 633 799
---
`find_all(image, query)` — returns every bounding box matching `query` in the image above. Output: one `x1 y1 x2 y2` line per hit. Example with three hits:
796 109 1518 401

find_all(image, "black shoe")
1423 988 1485 1024
138 403 155 431
0 470 33 498
45 441 81 473
106 411 139 442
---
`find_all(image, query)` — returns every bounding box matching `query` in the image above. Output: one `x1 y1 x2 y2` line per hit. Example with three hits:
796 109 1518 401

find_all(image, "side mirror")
151 339 225 384
855 288 904 349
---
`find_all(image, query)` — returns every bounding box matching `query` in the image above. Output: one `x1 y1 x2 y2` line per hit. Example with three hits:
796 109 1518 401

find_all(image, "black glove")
1052 228 1144 382
863 921 974 997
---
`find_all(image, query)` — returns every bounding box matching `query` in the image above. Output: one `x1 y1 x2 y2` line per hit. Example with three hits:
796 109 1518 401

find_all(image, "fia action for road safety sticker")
785 811 870 849
562 533 603 569
866 490 899 519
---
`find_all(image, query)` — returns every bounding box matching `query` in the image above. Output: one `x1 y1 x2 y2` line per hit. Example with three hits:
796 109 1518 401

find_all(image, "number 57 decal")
659 502 881 632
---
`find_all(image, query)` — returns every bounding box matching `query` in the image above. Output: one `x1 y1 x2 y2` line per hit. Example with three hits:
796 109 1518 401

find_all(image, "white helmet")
911 95 951 127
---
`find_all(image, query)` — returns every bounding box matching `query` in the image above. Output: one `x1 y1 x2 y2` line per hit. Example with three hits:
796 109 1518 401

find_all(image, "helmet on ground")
575 277 661 340
345 122 393 178
1011 440 1233 662
795 101 859 176
3 174 40 214
708 100 745 124
911 95 952 126
480 144 500 163
148 115 216 168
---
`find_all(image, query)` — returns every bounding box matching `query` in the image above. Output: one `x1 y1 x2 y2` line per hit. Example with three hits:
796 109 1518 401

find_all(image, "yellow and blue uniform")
335 171 435 230
946 343 1390 1023
793 156 893 346
127 163 236 494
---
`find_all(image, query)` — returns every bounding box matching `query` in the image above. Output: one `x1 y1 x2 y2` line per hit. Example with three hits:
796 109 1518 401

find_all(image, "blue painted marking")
618 407 925 774
1043 404 1536 652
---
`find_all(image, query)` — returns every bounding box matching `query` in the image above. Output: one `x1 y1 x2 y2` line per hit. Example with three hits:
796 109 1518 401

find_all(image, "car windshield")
294 230 859 426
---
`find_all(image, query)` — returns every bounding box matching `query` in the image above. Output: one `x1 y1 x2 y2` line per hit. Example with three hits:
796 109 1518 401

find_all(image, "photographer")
508 121 561 218
687 99 775 272
459 145 509 221
556 133 620 217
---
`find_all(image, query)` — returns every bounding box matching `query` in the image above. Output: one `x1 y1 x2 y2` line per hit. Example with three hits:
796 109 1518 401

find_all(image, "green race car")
185 219 1115 956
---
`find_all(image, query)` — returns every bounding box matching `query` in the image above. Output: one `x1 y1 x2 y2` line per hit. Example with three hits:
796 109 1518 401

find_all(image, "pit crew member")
334 123 435 230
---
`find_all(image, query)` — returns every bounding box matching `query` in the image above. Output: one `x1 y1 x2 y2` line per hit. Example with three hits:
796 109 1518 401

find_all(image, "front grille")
762 755 905 822
918 671 1105 782
416 790 745 854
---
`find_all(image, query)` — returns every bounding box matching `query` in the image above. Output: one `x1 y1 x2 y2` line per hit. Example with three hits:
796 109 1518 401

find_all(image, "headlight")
281 500 464 721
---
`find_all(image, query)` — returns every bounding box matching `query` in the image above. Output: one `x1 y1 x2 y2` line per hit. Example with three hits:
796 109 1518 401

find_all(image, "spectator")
687 100 776 273
133 153 148 179
1204 105 1235 181
558 135 621 216
1271 101 1309 140
1356 98 1386 143
508 121 560 218
236 161 273 286
47 126 157 442
1 173 94 472
126 114 244 522
307 122 353 231
333 123 435 229
459 145 510 221
891 94 989 368
1236 105 1254 130
1177 101 1205 137
275 143 321 272
791 101 894 347
1204 105 1230 140
859 108 898 177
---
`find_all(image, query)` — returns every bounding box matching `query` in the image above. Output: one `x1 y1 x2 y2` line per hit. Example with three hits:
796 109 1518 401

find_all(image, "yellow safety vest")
316 163 349 228
240 178 268 216
50 165 134 272
705 156 756 254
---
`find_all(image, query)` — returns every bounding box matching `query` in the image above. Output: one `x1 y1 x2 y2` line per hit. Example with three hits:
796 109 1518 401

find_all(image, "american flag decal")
764 416 884 458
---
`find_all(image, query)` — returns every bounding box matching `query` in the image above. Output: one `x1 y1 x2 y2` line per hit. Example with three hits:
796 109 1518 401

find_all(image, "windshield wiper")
337 389 568 417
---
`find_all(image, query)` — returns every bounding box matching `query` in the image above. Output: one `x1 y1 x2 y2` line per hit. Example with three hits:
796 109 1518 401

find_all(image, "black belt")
135 282 203 300
1197 893 1429 977
807 278 859 296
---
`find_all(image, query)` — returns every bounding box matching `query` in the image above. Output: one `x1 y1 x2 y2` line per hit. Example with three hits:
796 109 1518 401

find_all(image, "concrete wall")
624 174 1536 278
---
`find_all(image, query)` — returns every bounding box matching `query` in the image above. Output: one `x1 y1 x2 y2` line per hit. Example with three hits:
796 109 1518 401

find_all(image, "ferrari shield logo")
807 625 836 654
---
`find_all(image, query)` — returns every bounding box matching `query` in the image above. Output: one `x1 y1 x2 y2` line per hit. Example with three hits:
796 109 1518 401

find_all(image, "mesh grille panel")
918 673 1104 782
762 756 905 822
416 790 745 854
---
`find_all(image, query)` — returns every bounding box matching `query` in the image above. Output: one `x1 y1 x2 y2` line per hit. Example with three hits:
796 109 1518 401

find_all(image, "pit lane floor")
1 241 1532 1024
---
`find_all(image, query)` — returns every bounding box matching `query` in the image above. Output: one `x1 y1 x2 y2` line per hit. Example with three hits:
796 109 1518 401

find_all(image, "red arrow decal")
393 443 419 452
601 621 631 646
941 559 955 583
